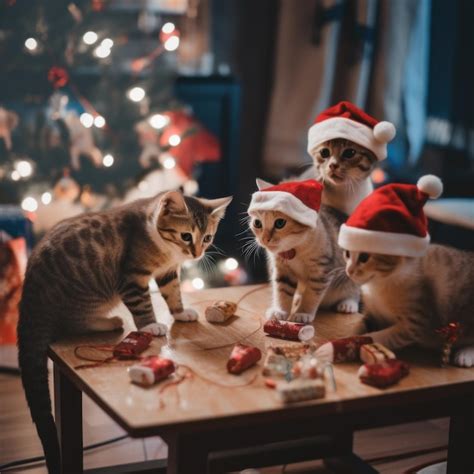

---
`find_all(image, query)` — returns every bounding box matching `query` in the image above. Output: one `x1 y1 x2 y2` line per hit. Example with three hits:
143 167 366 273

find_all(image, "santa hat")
307 101 396 161
338 175 443 257
248 179 323 228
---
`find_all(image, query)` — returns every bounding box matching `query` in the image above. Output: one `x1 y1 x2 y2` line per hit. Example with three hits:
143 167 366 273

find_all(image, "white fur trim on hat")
417 175 443 199
248 191 318 228
307 117 395 161
373 121 396 143
338 224 430 257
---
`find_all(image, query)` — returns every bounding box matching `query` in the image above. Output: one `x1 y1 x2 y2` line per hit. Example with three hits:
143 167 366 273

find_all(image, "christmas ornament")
315 336 374 363
249 179 323 228
263 319 315 342
227 344 262 374
277 378 325 403
358 359 409 388
360 343 396 364
113 331 154 359
205 300 237 323
128 355 175 386
338 175 443 257
436 322 464 367
48 66 69 89
307 101 396 161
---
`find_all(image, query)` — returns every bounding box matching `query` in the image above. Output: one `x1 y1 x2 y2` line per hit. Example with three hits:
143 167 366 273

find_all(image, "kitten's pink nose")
329 162 339 171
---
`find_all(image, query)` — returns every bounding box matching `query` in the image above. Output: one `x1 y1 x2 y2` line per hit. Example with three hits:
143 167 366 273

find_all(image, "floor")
0 366 449 474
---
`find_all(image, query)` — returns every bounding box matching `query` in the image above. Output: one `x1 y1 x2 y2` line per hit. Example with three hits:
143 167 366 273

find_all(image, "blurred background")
0 0 473 315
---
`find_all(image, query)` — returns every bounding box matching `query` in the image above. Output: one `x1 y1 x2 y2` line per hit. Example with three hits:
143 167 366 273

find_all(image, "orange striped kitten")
342 245 474 366
18 190 231 473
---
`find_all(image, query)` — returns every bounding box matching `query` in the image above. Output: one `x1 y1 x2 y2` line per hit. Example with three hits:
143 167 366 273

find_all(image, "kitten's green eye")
320 148 330 159
203 234 212 243
342 148 356 159
181 232 193 243
358 252 370 263
274 218 286 229
253 219 262 229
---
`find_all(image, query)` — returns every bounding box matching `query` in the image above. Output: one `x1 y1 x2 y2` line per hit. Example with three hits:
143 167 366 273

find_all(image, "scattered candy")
270 343 317 360
205 300 237 323
128 355 175 386
315 335 373 362
264 319 315 342
277 379 325 403
227 343 262 374
262 350 290 377
264 378 277 389
358 359 409 388
113 331 154 359
360 343 395 364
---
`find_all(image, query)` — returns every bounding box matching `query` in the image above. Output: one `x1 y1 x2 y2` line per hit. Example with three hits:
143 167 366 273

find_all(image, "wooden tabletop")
49 284 474 437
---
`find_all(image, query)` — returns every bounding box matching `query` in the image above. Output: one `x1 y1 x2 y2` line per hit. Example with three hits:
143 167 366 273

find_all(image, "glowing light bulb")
168 134 181 146
164 35 180 52
102 154 114 167
128 87 145 102
225 258 239 271
25 38 38 51
11 170 20 181
21 197 38 212
41 192 52 205
161 22 175 34
149 113 169 130
16 160 33 178
83 31 98 45
94 115 106 128
192 277 204 290
94 45 111 58
80 112 94 128
101 38 113 49
163 156 176 169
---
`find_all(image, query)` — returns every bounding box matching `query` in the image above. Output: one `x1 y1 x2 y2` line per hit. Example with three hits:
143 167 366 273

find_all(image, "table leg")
447 396 474 474
54 363 83 474
166 433 210 474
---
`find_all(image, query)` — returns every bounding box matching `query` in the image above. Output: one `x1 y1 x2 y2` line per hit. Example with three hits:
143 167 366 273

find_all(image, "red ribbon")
436 322 463 344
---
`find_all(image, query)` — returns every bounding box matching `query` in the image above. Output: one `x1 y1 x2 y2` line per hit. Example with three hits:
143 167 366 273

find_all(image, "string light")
102 154 114 167
163 156 176 169
224 258 239 271
149 113 169 130
192 277 204 290
94 115 106 128
100 38 113 49
161 22 175 34
11 170 20 181
168 134 181 146
25 37 38 51
164 35 180 52
128 86 145 102
80 112 94 128
94 44 111 58
83 31 98 45
21 197 38 212
15 160 33 178
41 192 52 205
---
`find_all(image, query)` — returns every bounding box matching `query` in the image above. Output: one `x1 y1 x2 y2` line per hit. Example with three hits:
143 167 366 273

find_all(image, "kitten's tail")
18 304 60 474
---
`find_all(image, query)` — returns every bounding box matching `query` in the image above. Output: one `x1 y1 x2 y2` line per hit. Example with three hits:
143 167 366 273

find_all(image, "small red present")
358 359 409 388
113 331 154 359
227 343 261 374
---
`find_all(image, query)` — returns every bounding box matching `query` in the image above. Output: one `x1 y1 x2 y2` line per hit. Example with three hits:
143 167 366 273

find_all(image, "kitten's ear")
159 191 188 216
203 196 233 220
256 178 273 190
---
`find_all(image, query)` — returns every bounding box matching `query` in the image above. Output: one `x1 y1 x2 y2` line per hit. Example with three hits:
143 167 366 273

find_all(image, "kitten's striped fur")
249 204 360 323
343 244 474 366
309 138 377 214
18 191 231 473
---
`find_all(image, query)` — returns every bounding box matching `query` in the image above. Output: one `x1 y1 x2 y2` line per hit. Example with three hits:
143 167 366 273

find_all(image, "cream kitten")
342 245 474 367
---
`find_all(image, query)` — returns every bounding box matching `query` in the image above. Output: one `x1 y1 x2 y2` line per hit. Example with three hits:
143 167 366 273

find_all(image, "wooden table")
49 285 474 474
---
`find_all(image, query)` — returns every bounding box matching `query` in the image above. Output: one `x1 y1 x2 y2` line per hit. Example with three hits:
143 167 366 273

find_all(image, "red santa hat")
307 101 396 161
248 179 323 228
338 175 443 257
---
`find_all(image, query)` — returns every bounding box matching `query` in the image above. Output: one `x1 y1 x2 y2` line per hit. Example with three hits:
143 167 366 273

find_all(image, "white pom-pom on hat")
373 121 396 143
417 174 443 199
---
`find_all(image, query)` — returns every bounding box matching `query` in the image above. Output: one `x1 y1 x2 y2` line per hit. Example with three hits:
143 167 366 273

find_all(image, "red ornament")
263 319 315 342
48 66 69 89
227 344 262 374
436 322 463 344
113 331 153 359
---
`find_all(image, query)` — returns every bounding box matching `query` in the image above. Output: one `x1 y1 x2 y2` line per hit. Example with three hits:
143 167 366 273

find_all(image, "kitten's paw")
173 308 199 322
336 298 359 314
141 322 167 336
265 308 289 321
453 347 474 368
293 312 315 324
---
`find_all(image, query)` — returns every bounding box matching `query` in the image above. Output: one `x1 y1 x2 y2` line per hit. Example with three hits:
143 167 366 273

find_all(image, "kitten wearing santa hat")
306 101 396 215
324 175 474 367
248 179 360 323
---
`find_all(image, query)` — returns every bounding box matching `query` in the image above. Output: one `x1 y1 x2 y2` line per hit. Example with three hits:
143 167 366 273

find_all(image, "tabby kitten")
309 138 377 214
18 190 231 473
341 245 474 367
249 181 360 323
